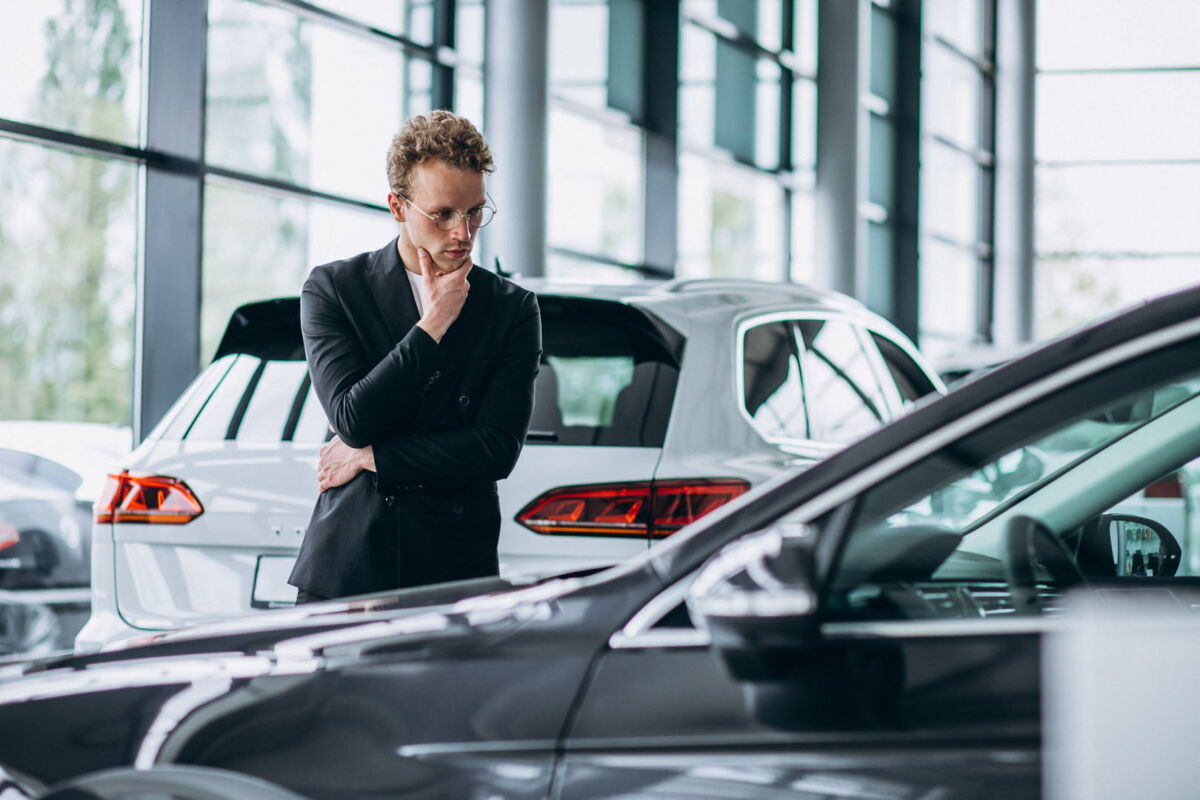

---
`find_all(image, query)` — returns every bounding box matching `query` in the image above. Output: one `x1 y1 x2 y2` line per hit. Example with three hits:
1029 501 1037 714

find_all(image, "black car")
2 286 1200 799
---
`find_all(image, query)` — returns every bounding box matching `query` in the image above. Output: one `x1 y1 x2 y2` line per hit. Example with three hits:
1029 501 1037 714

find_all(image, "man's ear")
387 193 406 223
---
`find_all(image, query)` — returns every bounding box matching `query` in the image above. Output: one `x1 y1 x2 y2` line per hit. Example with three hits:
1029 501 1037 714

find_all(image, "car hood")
0 576 587 707
11 569 601 677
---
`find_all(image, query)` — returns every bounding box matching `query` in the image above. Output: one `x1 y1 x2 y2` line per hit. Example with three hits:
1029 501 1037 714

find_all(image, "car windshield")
827 346 1200 618
886 380 1200 542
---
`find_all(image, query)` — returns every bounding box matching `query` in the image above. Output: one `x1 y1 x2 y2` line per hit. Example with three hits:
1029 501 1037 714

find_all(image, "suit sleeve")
301 268 445 449
372 290 542 487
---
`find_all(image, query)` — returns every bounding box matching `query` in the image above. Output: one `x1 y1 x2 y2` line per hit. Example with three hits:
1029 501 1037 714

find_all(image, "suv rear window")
529 296 682 448
164 295 683 449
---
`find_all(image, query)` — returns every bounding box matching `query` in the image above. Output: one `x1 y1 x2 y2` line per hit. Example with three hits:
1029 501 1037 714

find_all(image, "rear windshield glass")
530 296 681 448
168 295 681 448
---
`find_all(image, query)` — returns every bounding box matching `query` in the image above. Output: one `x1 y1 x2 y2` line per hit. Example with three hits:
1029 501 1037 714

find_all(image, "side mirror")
686 522 819 681
1077 513 1182 578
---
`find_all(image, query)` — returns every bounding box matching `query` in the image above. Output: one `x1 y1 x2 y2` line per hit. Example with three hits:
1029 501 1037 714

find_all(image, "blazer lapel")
365 237 420 348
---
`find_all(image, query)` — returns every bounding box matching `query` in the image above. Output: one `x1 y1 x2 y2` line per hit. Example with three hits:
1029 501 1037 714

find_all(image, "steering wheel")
1003 515 1086 614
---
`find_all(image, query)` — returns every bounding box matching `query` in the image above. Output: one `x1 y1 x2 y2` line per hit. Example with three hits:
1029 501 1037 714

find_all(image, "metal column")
483 0 549 278
134 0 206 443
815 0 867 299
992 0 1036 345
640 0 680 276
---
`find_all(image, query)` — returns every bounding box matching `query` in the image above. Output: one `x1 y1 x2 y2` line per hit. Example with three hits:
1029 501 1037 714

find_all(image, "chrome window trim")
609 629 711 649
609 573 707 650
397 739 558 757
823 617 1065 639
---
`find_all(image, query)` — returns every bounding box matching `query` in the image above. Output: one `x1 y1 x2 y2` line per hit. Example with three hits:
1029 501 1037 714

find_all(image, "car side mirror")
685 521 820 682
1077 513 1182 578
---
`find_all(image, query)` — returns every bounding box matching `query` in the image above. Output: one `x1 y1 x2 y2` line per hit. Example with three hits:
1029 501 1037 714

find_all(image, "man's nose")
451 215 473 240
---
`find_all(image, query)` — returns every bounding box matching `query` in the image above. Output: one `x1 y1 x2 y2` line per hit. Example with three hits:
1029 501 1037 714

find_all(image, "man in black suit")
288 111 541 602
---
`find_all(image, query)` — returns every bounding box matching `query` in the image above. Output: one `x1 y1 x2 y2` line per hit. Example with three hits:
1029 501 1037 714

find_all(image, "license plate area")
252 555 297 609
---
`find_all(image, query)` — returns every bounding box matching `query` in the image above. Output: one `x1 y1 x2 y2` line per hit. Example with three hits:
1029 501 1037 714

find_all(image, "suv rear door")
109 300 320 628
498 295 685 576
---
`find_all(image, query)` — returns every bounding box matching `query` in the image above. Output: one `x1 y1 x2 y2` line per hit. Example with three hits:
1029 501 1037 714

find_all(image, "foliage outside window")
0 0 141 426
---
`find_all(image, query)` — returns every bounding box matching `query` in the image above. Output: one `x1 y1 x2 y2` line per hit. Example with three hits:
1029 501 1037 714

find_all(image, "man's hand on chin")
317 435 376 492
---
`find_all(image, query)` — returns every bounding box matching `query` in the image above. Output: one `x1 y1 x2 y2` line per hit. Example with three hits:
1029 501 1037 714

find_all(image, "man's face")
390 160 486 274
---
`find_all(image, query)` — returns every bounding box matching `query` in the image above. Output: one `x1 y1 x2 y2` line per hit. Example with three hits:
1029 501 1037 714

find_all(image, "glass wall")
1035 0 1200 338
0 0 144 427
918 0 995 359
546 0 646 279
200 0 459 360
678 0 817 282
0 141 137 424
0 0 143 146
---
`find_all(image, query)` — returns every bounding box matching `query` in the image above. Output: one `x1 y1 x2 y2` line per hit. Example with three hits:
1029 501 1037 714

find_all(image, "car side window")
293 380 331 444
741 321 808 441
235 361 310 442
796 319 888 444
184 355 261 441
826 370 1200 623
870 331 939 406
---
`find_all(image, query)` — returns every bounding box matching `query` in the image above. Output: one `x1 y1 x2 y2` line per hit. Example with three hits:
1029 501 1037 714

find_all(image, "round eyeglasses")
397 193 496 231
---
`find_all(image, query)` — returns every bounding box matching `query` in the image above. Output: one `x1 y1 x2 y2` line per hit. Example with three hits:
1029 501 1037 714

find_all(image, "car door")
555 539 1041 800
555 323 1200 800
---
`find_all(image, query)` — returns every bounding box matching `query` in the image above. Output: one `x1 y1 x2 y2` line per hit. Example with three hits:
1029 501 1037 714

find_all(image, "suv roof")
214 277 874 362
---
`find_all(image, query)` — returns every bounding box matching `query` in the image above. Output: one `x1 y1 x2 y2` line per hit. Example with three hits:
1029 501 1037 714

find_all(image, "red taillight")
94 472 204 525
0 521 19 552
516 479 749 538
1144 473 1183 499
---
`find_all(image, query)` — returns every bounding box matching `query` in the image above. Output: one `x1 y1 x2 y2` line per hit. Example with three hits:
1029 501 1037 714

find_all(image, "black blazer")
288 238 542 598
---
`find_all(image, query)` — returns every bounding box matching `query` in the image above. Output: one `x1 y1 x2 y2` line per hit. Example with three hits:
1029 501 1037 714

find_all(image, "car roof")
214 277 882 362
524 276 869 316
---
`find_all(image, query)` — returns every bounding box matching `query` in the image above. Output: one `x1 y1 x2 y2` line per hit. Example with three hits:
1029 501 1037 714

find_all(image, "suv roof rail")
658 277 864 307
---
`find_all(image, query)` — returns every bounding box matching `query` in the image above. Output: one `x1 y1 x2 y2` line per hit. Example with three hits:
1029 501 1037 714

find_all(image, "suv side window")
870 331 939 406
741 321 808 441
236 361 310 442
184 356 261 441
293 381 331 444
796 319 888 444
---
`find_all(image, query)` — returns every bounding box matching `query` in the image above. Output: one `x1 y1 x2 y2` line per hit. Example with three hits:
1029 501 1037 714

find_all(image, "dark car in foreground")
2 285 1200 799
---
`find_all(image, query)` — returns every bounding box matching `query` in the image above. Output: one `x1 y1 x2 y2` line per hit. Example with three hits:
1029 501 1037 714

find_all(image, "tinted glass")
158 359 237 441
871 332 937 405
742 322 807 441
185 356 260 441
530 297 680 448
294 381 331 445
236 361 309 442
798 319 887 444
829 348 1200 621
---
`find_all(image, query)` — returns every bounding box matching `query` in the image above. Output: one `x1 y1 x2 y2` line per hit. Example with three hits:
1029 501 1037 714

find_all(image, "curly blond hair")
386 110 495 196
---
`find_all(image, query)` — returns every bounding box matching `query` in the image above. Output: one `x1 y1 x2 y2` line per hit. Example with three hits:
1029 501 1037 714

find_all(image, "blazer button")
384 495 395 507
458 395 470 407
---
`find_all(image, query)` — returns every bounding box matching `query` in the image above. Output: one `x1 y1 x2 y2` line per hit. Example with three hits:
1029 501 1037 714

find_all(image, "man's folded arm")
301 271 445 448
372 292 542 486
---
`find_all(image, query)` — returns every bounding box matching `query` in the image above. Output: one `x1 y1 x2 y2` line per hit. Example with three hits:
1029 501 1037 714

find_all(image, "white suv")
77 278 942 650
